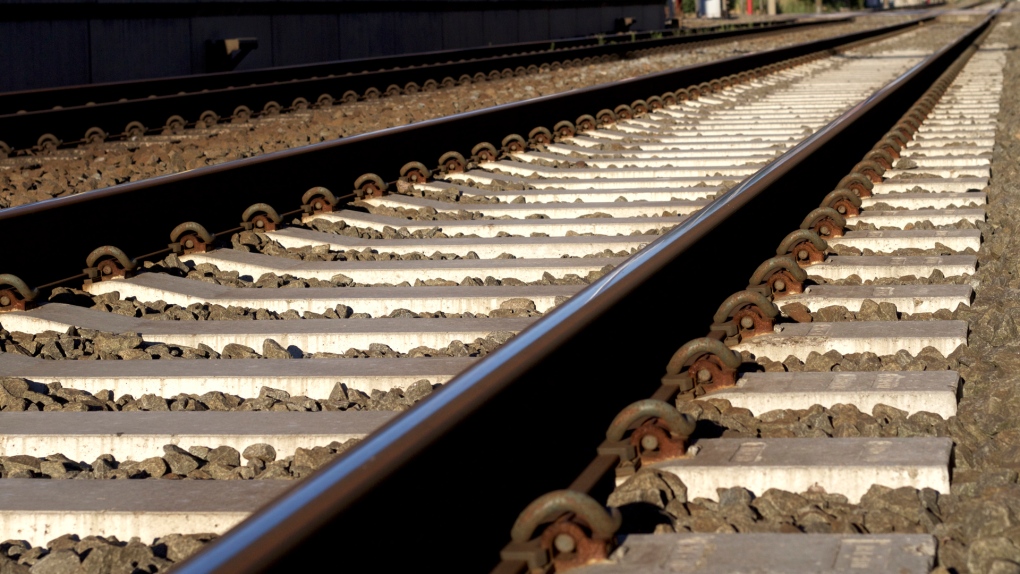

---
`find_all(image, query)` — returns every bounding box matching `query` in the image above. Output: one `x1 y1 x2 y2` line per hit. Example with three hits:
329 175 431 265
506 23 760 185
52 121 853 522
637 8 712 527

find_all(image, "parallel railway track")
0 3 1011 572
0 17 849 157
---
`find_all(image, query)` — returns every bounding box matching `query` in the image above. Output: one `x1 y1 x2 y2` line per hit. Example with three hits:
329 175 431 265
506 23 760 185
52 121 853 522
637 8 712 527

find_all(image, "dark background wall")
0 1 666 93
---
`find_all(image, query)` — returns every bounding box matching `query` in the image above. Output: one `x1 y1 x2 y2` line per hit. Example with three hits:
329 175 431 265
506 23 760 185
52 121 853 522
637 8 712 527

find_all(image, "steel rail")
0 19 808 116
168 10 996 573
0 15 931 292
0 17 851 154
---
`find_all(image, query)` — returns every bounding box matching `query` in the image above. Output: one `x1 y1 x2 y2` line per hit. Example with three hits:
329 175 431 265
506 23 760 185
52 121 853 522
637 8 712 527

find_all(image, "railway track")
0 3 1011 572
0 15 932 212
0 18 812 116
0 17 851 158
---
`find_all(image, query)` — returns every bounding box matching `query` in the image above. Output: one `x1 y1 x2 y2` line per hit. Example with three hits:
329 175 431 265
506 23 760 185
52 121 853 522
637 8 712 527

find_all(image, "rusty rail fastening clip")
836 172 875 198
241 203 282 232
301 187 338 215
353 173 388 199
599 399 697 481
710 290 779 343
398 162 431 185
748 255 808 299
83 246 136 286
0 274 38 313
501 490 622 573
169 222 214 255
800 207 846 241
777 229 827 266
820 189 862 218
662 337 743 395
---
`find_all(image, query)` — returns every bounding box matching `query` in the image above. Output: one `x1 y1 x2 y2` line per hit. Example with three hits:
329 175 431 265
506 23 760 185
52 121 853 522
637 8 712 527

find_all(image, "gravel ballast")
0 533 214 573
0 439 362 480
0 375 437 413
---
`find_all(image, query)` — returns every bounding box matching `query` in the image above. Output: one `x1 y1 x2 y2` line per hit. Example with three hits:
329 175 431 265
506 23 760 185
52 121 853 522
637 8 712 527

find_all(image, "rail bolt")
529 127 553 146
0 274 38 313
261 101 282 116
837 173 875 199
664 337 743 394
164 113 186 130
301 187 338 215
865 148 895 170
504 491 621 572
711 290 779 341
84 246 136 284
574 115 596 133
646 95 664 110
551 121 575 140
851 159 885 184
169 222 214 255
820 188 862 217
872 138 901 161
471 142 498 164
595 109 617 126
887 125 912 145
84 127 107 144
748 256 808 299
198 110 220 128
801 207 846 240
353 174 388 199
438 151 466 174
35 133 61 154
501 134 527 154
124 121 146 138
231 105 252 123
241 203 282 232
776 229 828 266
399 161 431 184
606 399 696 465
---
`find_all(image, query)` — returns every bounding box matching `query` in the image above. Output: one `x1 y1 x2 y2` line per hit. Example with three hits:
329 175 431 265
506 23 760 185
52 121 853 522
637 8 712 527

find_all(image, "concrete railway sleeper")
0 6 1007 573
